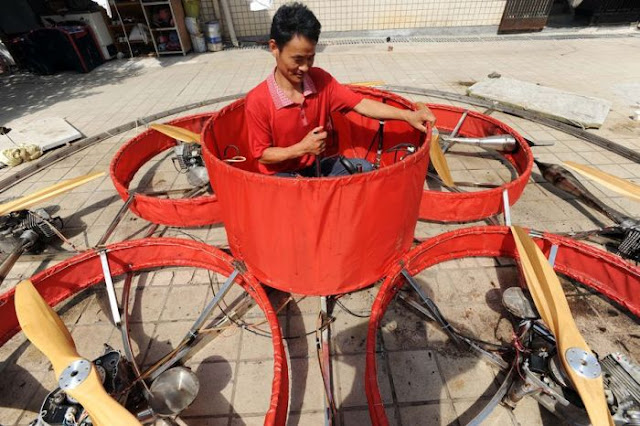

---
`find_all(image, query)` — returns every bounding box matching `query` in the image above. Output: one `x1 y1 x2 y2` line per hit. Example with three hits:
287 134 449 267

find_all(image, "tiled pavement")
0 28 639 425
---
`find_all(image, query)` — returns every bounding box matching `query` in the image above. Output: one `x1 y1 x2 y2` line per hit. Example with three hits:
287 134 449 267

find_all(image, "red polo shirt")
245 67 364 174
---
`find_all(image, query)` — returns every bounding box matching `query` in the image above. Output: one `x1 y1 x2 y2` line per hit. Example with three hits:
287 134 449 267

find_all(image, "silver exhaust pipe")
441 135 517 152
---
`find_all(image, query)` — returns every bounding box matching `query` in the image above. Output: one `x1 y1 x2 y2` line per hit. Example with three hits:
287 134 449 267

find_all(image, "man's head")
269 3 321 86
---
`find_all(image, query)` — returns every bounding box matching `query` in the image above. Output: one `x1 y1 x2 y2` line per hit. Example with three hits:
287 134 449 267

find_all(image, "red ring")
110 113 223 227
420 106 534 222
201 87 431 295
0 238 289 425
365 226 640 425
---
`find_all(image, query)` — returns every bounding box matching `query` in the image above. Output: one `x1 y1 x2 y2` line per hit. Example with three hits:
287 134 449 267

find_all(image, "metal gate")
590 0 640 23
498 0 555 34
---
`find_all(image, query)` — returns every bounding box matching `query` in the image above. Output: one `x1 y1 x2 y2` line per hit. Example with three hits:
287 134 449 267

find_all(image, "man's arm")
353 98 436 133
259 126 327 164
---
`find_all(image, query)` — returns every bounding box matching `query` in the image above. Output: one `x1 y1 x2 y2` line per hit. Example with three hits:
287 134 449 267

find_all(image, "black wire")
335 298 370 318
365 125 381 159
398 289 511 352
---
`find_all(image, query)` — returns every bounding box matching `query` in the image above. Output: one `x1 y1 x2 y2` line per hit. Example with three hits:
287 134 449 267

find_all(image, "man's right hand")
297 126 327 156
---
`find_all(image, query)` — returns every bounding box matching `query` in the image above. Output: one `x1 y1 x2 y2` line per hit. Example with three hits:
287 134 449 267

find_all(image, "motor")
536 160 640 262
31 345 199 425
172 142 209 187
0 208 63 285
32 345 141 426
502 287 640 425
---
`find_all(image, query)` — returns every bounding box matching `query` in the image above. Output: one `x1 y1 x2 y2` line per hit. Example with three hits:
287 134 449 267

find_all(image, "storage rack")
109 1 155 57
140 0 191 56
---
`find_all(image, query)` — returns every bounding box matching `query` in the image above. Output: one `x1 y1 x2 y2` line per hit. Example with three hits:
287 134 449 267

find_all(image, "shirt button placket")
300 102 308 126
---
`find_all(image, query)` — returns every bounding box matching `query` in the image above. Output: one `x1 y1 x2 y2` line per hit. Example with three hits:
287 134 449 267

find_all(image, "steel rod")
99 250 122 326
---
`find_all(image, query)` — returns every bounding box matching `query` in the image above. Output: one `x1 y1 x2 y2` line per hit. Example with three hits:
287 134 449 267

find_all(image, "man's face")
270 34 316 85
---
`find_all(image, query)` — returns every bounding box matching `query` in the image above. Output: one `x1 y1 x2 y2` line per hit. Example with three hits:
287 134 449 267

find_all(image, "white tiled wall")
198 0 507 39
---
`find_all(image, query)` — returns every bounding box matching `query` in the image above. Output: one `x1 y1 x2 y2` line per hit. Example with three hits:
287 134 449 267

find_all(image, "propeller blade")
0 171 105 216
415 102 455 188
150 123 201 144
430 128 456 187
15 280 79 376
564 161 640 202
510 226 614 426
15 280 140 425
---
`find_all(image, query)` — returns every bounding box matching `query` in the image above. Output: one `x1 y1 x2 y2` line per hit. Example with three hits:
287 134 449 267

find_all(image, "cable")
335 298 370 318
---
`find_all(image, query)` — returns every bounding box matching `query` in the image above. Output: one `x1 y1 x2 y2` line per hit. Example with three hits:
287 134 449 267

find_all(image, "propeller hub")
566 347 602 379
59 359 92 390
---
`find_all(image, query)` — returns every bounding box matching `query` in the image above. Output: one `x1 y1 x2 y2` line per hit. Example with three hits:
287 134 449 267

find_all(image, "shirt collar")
267 70 317 109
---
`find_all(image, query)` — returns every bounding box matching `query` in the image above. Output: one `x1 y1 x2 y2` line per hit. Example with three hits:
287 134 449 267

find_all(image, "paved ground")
0 27 639 425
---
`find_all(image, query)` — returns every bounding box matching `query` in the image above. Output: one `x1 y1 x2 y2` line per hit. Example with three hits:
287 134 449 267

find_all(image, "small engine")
0 208 63 254
503 288 640 425
616 220 640 263
172 143 209 187
31 346 141 426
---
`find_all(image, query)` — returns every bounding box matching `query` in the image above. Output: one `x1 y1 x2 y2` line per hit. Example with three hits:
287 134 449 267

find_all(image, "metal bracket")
548 244 559 267
522 362 571 406
502 190 511 226
149 269 239 381
99 250 122 326
320 296 335 426
442 109 469 153
400 269 460 345
96 193 135 247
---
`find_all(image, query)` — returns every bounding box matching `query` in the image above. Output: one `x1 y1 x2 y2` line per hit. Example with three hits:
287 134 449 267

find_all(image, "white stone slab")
0 117 82 153
468 78 611 129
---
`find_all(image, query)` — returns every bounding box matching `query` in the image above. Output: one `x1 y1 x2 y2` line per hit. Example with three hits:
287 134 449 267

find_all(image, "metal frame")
498 0 555 33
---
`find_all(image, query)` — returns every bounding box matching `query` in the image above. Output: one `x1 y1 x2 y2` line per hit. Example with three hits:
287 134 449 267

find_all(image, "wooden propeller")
416 102 455 187
150 123 201 144
0 171 105 216
15 280 141 426
510 226 614 426
564 161 640 202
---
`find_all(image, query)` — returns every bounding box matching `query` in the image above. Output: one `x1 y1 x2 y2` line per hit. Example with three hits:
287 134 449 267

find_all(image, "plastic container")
184 17 200 35
182 0 200 18
205 21 223 52
190 33 206 53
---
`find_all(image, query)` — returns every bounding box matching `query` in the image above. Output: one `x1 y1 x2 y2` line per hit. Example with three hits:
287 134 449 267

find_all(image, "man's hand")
297 126 327 155
405 106 436 133
353 98 436 133
258 126 328 164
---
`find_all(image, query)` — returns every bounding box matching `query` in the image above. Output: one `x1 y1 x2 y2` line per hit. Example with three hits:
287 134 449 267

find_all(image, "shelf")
157 50 184 55
110 23 139 28
141 1 170 6
151 27 176 31
112 2 141 6
115 39 151 45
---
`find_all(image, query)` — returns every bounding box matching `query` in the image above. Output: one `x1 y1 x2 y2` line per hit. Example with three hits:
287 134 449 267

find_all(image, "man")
246 2 435 177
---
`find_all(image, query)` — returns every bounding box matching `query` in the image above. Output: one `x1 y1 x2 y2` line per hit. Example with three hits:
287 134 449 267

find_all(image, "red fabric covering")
365 226 640 425
110 113 224 227
246 67 365 174
0 239 289 426
420 106 533 222
202 87 429 295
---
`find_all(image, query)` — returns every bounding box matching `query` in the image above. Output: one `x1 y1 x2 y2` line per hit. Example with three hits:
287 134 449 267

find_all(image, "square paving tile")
388 350 448 403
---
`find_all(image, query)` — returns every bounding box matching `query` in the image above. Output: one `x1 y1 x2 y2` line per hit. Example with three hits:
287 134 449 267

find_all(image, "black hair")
270 2 321 49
